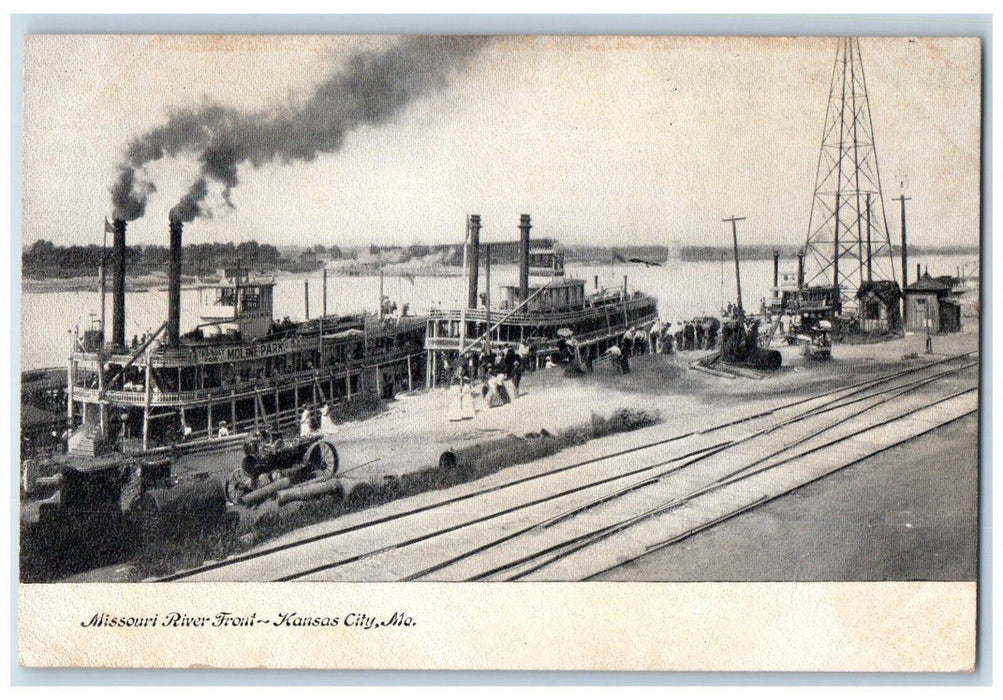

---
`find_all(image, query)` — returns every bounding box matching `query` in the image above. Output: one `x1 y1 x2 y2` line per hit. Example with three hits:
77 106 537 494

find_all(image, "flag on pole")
104 218 114 233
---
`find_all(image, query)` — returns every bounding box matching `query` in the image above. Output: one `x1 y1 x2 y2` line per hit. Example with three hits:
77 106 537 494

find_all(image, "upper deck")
196 267 276 341
70 314 426 369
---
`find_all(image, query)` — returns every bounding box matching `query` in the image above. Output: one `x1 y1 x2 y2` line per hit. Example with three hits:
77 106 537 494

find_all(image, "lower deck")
70 350 425 454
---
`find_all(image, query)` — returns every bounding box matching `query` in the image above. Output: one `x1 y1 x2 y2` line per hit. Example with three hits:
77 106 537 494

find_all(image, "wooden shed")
855 281 902 333
904 274 961 334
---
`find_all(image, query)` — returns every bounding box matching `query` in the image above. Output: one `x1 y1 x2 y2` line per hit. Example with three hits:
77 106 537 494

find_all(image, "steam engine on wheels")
226 433 341 507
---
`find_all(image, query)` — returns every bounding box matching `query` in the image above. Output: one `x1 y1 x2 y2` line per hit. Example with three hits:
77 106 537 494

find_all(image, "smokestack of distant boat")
167 216 184 347
467 214 481 309
111 218 127 348
518 214 532 302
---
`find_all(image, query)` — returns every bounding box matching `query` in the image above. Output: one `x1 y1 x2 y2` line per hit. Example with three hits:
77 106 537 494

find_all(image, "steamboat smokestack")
467 214 481 309
796 248 805 288
167 217 183 347
111 218 127 348
772 249 780 292
518 214 532 303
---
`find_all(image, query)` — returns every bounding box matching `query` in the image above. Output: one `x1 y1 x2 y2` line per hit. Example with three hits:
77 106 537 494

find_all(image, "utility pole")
894 194 910 287
723 215 747 315
894 194 911 320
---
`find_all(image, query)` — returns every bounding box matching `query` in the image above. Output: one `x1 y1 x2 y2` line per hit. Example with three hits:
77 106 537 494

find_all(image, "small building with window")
855 280 902 333
904 273 961 334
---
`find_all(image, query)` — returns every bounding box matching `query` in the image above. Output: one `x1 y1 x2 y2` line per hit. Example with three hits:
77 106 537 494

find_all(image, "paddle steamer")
64 217 425 455
424 214 659 386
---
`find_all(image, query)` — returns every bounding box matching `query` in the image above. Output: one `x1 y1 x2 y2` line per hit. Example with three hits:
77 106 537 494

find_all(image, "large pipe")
240 477 293 506
111 219 127 347
518 214 532 302
137 478 227 539
276 477 344 506
467 214 481 309
167 218 183 347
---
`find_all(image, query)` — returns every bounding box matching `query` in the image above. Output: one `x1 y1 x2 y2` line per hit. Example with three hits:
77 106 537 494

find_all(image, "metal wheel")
303 440 338 477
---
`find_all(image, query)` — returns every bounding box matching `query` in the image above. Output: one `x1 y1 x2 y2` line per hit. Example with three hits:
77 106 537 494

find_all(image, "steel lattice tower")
803 37 897 312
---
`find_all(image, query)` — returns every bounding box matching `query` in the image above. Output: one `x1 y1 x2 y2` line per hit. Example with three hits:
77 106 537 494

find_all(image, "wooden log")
276 478 343 506
240 476 292 506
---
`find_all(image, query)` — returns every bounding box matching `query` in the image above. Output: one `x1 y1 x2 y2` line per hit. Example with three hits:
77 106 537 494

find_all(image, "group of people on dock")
436 313 729 400
670 317 721 352
596 318 723 374
447 365 523 422
608 318 722 362
445 342 531 387
443 342 531 421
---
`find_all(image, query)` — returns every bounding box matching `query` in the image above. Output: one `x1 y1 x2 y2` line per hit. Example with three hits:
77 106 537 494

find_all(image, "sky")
21 35 982 251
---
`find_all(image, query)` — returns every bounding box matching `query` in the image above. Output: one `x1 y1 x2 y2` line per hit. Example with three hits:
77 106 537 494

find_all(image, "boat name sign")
194 339 289 364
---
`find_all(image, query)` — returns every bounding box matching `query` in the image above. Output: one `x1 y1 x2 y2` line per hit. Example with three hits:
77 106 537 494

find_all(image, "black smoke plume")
110 36 487 222
110 165 156 221
169 177 208 224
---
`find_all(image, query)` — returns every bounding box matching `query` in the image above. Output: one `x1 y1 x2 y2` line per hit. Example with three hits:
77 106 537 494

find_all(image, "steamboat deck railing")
71 350 424 408
426 294 655 328
70 315 427 368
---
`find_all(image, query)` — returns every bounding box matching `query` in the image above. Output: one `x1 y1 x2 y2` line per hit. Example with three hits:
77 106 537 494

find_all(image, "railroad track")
453 386 976 582
169 351 978 582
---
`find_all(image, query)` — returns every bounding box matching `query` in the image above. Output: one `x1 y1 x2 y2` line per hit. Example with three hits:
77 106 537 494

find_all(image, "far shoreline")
21 245 979 295
21 266 465 294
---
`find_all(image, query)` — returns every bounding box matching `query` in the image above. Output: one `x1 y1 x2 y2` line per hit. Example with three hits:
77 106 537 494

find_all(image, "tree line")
22 240 298 278
25 238 978 279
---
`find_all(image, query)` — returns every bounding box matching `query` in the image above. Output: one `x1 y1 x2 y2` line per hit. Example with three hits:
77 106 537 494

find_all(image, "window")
241 287 260 310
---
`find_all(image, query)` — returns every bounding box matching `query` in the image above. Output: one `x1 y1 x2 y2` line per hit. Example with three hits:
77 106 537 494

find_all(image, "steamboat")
64 217 426 456
424 214 659 386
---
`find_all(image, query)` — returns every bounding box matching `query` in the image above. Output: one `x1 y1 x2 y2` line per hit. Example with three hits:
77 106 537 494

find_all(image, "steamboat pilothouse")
65 217 426 455
424 214 659 386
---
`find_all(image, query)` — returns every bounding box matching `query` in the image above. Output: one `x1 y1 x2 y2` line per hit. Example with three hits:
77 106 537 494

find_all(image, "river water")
20 255 974 371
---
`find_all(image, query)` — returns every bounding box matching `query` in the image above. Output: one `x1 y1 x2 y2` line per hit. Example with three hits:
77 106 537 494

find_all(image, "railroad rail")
167 351 978 582
454 384 976 582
